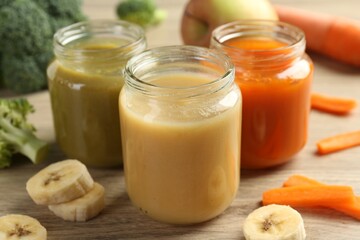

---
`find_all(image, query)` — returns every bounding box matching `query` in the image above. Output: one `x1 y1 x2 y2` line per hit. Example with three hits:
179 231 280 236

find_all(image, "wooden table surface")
1 0 360 239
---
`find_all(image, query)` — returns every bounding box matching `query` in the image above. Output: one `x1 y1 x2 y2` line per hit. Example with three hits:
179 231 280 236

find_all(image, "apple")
181 0 278 46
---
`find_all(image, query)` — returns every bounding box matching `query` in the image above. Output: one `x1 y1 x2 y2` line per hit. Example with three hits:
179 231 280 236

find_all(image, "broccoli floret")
0 0 11 8
0 0 85 94
0 98 49 168
0 0 52 56
116 0 167 29
33 0 84 19
1 53 52 93
33 0 86 32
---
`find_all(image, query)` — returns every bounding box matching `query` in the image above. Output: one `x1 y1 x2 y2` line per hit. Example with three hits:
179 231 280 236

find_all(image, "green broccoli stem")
0 118 48 164
0 141 12 168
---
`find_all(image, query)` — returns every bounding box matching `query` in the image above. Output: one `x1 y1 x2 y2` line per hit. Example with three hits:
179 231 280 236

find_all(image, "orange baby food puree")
119 74 241 224
224 37 313 169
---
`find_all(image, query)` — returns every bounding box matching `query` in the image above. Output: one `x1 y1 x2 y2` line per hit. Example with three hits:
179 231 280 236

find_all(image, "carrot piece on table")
311 93 357 115
262 185 355 207
311 92 357 114
332 198 360 220
282 174 323 187
316 130 360 154
275 5 360 67
282 174 360 220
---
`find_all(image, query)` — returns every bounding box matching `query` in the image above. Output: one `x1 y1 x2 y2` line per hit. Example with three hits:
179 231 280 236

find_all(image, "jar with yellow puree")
120 46 242 224
47 20 146 167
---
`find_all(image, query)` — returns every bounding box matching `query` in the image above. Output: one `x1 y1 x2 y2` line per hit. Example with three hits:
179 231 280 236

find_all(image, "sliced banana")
48 182 105 222
0 214 47 240
243 204 306 240
26 159 94 205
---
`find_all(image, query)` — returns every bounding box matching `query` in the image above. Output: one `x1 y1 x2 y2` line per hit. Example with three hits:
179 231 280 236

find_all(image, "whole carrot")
275 5 360 67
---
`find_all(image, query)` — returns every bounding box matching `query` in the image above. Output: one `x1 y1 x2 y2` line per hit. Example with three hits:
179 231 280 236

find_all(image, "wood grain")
1 0 360 239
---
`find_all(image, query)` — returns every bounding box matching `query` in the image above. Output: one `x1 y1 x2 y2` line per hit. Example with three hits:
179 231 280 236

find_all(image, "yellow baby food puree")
119 73 241 224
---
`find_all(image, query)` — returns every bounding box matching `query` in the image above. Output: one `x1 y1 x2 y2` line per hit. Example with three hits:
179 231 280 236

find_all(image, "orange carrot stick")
282 174 360 220
331 198 360 220
262 185 355 207
311 93 357 115
275 5 360 67
282 174 323 187
317 130 360 154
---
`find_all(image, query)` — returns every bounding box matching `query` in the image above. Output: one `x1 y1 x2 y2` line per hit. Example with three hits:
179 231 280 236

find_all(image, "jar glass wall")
47 20 146 167
119 46 242 224
211 20 313 169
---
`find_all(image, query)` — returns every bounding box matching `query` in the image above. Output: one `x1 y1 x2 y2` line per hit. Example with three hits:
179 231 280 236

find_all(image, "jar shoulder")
276 54 314 81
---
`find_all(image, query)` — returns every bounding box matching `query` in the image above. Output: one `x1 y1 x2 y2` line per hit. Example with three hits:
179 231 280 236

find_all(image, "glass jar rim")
211 19 305 54
54 19 146 57
124 45 235 98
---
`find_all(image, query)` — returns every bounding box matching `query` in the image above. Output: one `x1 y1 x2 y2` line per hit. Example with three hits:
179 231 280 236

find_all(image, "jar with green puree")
47 20 146 167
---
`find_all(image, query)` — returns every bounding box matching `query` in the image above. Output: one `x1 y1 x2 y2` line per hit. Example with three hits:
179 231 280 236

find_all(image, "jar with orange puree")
211 20 313 169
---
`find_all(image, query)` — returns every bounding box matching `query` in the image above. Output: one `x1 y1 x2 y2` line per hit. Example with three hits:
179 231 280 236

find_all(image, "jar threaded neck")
124 45 235 99
211 20 306 69
53 20 146 70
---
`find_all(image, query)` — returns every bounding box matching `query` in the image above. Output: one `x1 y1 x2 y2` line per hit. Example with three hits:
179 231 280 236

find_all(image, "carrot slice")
311 93 357 115
317 130 360 154
282 174 360 220
262 185 355 207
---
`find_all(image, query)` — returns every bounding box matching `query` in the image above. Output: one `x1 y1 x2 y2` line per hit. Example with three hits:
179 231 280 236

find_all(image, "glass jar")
47 20 146 167
211 20 313 169
119 46 242 224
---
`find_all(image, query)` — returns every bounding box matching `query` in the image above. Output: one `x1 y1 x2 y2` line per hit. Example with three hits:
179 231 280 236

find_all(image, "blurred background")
83 0 360 47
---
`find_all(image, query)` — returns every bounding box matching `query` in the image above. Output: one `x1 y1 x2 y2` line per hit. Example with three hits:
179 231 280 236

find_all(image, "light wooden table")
1 0 360 239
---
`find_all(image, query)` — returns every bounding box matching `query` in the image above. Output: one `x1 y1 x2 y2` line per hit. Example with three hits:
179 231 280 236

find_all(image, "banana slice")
0 214 47 240
48 182 105 222
26 159 94 205
243 204 306 240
